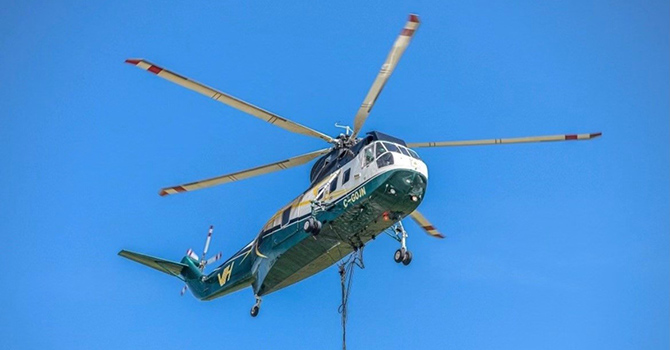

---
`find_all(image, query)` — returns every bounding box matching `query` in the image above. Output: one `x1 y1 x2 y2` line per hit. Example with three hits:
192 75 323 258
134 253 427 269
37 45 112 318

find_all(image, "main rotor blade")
408 210 444 239
125 59 335 144
407 132 602 149
351 14 420 138
159 148 331 196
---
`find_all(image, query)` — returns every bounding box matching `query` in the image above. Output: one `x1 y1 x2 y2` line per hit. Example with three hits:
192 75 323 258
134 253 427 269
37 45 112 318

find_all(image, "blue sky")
1 1 667 349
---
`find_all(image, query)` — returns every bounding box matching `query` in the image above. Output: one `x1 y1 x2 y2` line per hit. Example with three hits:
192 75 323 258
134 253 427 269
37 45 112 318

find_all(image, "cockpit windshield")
377 141 420 160
382 142 399 153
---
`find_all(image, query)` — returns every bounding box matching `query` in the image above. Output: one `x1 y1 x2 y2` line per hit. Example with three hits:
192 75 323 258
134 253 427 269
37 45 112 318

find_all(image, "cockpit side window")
375 142 387 158
363 146 375 166
408 149 420 159
398 146 410 156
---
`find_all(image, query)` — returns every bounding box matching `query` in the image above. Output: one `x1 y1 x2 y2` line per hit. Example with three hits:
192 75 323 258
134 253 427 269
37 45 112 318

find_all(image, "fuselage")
184 132 428 300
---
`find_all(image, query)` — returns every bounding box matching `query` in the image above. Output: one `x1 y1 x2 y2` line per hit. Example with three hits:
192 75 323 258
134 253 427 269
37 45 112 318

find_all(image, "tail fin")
118 250 200 280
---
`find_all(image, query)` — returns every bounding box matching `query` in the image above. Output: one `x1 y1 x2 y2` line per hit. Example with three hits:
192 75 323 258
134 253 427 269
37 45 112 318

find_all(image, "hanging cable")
337 246 365 350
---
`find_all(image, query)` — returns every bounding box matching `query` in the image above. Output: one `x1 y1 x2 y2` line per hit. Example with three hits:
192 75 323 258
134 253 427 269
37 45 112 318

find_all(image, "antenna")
334 122 353 136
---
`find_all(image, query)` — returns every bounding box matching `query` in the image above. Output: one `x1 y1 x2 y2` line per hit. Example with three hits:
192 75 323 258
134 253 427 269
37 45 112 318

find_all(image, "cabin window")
316 186 325 201
376 152 394 168
329 174 338 192
363 146 375 166
375 142 387 158
343 168 351 184
281 207 291 226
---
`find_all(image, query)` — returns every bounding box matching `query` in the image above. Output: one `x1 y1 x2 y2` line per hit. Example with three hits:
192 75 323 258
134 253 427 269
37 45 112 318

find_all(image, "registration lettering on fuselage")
217 262 234 286
343 187 366 208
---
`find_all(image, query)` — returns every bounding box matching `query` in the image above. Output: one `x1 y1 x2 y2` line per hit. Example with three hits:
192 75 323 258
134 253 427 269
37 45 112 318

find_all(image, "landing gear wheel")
394 249 404 263
303 220 313 233
402 250 413 266
312 220 322 235
250 305 259 317
303 217 322 236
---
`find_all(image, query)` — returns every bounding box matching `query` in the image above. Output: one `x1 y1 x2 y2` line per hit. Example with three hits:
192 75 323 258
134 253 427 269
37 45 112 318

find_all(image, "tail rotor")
180 225 223 296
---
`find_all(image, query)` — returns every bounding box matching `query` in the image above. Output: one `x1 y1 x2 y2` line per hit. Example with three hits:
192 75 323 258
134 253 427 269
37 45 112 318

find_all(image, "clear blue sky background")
1 1 668 349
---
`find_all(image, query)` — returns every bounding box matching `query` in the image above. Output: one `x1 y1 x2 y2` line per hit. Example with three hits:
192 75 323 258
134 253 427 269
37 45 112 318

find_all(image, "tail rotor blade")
180 285 188 296
202 225 213 260
186 248 200 261
205 252 222 266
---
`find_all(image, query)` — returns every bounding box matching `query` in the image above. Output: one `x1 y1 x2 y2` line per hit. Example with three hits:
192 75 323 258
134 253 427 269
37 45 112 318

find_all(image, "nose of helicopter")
406 170 428 201
385 168 428 206
399 156 428 200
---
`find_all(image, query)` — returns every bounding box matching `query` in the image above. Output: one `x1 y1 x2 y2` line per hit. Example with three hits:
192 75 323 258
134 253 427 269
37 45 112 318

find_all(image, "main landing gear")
250 295 262 317
303 217 322 236
391 221 412 265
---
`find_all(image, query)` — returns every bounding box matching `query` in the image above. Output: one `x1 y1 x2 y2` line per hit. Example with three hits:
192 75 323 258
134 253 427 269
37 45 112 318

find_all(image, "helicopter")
119 14 601 317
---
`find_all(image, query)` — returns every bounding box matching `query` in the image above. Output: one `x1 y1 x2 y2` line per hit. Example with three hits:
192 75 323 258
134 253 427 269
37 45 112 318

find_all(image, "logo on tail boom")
217 262 235 286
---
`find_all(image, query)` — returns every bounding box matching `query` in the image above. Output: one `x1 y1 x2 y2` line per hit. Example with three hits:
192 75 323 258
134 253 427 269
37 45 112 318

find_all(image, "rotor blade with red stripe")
202 225 213 261
159 148 331 196
205 252 222 266
407 132 602 149
186 249 200 261
408 210 444 239
125 58 335 144
351 14 420 138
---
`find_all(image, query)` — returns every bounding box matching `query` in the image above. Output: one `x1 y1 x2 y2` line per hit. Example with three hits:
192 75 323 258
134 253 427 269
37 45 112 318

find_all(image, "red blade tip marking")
401 29 416 36
125 59 140 65
147 65 163 74
409 14 420 23
590 132 602 138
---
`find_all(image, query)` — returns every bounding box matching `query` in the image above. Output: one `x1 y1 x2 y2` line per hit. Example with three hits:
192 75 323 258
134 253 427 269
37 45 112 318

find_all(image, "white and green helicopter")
119 14 601 317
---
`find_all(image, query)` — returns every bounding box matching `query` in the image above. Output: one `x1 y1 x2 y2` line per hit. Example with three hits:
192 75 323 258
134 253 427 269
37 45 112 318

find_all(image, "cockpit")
362 141 421 169
309 131 419 184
